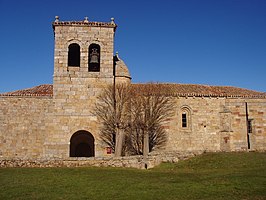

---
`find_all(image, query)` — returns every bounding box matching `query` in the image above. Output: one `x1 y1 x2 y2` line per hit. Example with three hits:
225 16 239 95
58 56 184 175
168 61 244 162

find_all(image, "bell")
90 48 99 63
90 54 98 63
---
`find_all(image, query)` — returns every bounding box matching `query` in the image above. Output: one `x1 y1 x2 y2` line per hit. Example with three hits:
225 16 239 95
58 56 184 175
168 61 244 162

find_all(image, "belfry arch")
70 130 95 157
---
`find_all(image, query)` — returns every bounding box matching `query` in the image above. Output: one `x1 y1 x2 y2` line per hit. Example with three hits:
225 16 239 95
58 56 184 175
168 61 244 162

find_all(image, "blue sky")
0 0 265 93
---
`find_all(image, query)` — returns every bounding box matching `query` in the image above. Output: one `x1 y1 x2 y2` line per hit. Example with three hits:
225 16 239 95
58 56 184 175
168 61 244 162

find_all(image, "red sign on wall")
106 147 112 154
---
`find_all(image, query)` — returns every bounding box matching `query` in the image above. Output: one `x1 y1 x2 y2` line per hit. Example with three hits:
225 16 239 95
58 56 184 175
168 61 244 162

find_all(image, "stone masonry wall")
1 94 265 161
165 97 266 152
166 97 225 152
48 22 116 158
226 98 266 151
0 151 204 169
0 96 53 159
1 95 265 159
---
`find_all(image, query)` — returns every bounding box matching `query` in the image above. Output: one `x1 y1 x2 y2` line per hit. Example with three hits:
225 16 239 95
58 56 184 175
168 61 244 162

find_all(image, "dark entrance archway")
70 130 95 157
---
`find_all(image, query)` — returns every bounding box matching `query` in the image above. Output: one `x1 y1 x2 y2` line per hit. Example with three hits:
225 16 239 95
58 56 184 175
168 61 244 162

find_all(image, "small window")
89 44 100 72
68 43 80 67
182 113 187 127
180 106 191 129
247 119 252 133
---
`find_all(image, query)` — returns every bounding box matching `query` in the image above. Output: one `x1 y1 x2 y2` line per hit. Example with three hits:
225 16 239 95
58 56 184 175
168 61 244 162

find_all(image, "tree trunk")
143 129 149 169
115 128 124 157
143 130 149 157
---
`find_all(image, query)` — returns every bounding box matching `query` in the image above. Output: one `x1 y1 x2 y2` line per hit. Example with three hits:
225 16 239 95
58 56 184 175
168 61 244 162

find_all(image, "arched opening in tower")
88 43 100 72
70 130 95 157
68 43 80 67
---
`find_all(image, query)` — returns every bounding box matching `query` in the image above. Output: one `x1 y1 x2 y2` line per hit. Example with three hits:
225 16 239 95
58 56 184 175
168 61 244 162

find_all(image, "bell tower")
53 16 116 77
52 16 117 114
45 16 130 158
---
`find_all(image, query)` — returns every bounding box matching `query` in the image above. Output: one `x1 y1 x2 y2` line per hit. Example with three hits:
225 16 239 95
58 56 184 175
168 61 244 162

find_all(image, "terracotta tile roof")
0 84 53 97
132 83 266 98
0 83 265 98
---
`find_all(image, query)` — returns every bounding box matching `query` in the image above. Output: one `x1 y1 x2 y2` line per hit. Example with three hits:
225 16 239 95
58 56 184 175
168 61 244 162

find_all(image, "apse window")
180 106 191 130
68 43 80 67
89 44 100 72
182 113 187 128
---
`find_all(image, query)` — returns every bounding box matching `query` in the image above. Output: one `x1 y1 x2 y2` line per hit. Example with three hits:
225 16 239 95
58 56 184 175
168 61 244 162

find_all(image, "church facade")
0 17 265 160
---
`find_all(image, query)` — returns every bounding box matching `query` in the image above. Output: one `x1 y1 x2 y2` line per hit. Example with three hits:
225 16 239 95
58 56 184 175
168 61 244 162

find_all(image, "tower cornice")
52 16 117 31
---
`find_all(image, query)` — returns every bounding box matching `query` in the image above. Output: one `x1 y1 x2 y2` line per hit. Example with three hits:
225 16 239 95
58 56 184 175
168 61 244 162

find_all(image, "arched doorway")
70 130 95 157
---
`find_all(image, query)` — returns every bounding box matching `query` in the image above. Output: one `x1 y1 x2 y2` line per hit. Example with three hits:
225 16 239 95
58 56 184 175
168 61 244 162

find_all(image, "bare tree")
94 83 175 156
129 84 175 156
94 84 131 157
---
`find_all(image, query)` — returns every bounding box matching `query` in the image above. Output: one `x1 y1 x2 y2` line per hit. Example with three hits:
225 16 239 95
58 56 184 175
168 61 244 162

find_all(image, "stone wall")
1 94 265 160
226 98 266 151
0 151 204 169
166 97 224 152
0 96 53 159
165 97 266 152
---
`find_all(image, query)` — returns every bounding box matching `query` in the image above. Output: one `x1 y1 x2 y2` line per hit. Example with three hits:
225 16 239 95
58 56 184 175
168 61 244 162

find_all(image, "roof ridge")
1 83 265 98
133 82 265 91
132 83 266 98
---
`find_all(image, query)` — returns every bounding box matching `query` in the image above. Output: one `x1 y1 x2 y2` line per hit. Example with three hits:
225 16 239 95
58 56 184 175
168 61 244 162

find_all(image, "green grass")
0 152 265 200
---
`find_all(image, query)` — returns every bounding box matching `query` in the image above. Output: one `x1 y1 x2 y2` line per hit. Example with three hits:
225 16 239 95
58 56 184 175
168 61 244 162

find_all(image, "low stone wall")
0 151 204 169
150 150 204 162
0 156 155 169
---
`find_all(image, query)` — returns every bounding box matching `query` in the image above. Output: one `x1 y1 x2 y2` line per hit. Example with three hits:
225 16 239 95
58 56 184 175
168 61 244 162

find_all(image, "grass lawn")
0 152 265 200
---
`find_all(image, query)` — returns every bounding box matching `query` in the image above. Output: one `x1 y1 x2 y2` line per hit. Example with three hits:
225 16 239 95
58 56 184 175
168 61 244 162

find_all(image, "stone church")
0 17 265 161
